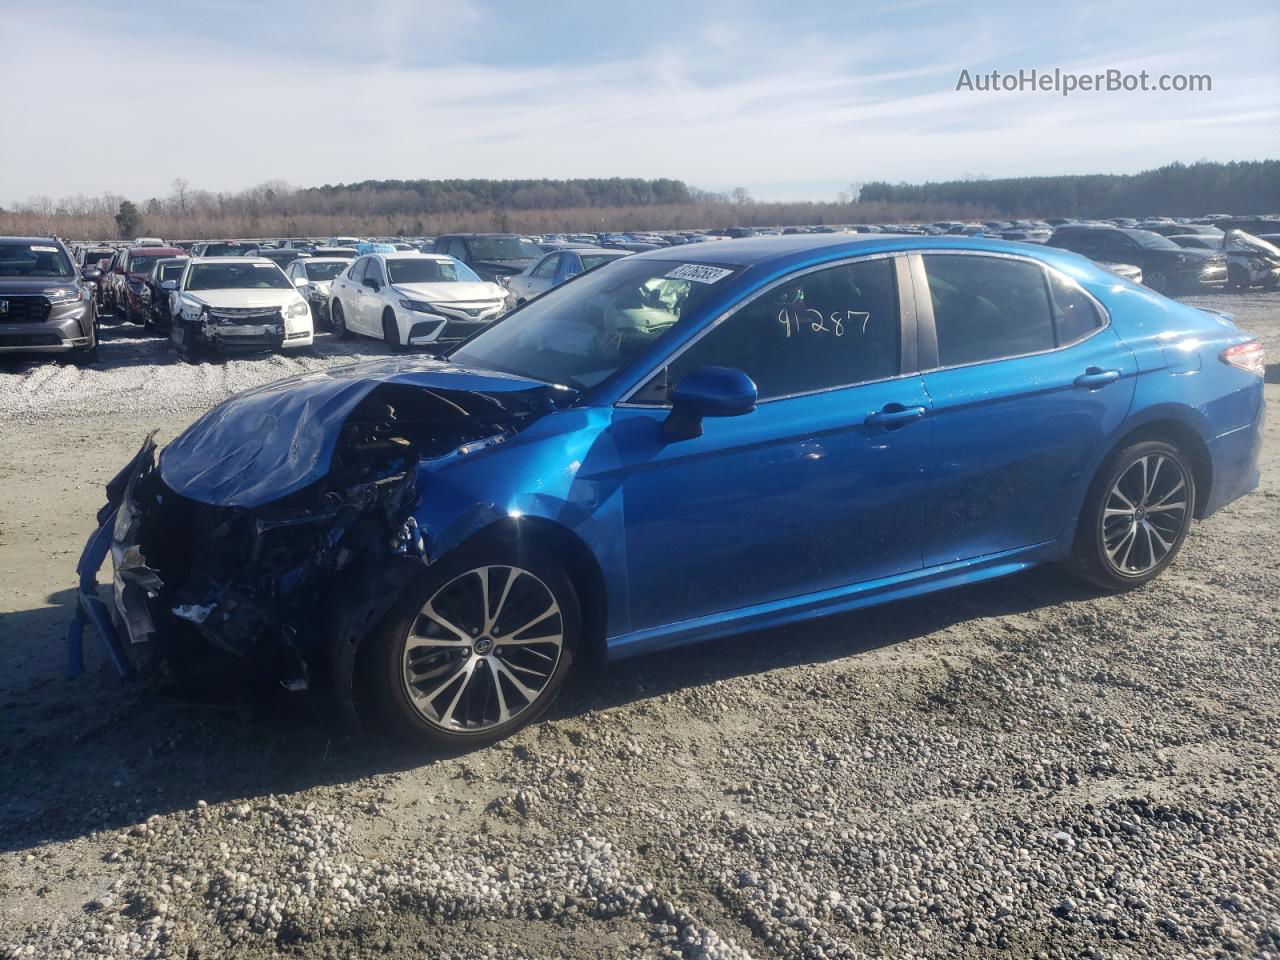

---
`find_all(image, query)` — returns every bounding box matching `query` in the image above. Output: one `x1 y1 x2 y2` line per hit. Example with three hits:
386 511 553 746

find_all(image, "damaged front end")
70 359 569 723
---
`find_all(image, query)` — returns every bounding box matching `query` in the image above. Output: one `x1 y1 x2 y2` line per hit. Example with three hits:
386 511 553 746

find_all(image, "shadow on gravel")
0 563 1103 854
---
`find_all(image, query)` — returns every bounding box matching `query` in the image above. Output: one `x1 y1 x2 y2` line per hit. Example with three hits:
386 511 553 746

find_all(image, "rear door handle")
1074 367 1121 388
864 404 927 427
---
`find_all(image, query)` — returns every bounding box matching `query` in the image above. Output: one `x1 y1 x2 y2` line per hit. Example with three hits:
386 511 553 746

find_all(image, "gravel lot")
1 295 1278 960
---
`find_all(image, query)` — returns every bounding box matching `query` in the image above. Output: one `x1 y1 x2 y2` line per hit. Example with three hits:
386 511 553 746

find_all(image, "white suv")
167 257 314 362
328 252 507 348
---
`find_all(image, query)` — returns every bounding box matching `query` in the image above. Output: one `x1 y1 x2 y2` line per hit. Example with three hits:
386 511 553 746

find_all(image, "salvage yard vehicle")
0 236 99 362
328 252 507 348
117 247 186 324
505 247 629 305
254 248 310 271
71 235 1265 749
140 257 190 331
190 240 258 257
285 256 351 326
431 233 544 284
166 257 314 361
1048 224 1227 294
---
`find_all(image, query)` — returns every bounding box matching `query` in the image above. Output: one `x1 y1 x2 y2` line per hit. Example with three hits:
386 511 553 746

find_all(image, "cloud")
0 0 1275 203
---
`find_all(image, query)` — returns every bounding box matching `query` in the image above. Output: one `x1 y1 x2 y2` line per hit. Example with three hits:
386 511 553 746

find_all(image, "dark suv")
431 233 543 283
1048 224 1227 294
0 237 99 362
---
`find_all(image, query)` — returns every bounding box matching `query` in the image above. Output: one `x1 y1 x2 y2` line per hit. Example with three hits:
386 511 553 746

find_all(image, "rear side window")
923 255 1055 366
1048 271 1103 344
648 257 901 402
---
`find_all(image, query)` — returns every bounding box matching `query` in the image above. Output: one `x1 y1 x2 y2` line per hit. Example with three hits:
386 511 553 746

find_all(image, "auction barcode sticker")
665 263 734 284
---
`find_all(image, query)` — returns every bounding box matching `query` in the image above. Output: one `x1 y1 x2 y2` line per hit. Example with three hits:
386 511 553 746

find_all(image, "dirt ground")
1 294 1278 959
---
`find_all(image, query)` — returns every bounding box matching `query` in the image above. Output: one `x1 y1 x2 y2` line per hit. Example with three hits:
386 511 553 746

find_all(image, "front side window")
450 258 733 391
186 262 292 291
348 258 369 283
579 253 624 272
636 257 901 403
923 254 1056 366
532 254 560 279
159 263 186 282
365 259 386 285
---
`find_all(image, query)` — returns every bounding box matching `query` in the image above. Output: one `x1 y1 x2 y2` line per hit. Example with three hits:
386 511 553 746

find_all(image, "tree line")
857 160 1279 218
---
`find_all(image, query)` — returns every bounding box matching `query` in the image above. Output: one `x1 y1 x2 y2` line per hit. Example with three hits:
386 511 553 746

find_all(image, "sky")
2 0 1277 204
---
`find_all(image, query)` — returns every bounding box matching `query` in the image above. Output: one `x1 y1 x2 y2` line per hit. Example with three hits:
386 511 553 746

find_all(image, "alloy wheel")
1101 454 1190 576
401 565 564 732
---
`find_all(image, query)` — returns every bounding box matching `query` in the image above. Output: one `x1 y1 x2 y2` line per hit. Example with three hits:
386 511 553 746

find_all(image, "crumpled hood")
159 357 568 508
183 289 302 310
393 280 505 302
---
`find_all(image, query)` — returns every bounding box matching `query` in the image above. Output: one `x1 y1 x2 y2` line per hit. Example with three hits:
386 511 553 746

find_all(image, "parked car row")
10 212 1277 368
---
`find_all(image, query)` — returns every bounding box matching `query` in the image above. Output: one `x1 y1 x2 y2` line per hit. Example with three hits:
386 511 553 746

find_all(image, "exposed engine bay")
70 363 568 724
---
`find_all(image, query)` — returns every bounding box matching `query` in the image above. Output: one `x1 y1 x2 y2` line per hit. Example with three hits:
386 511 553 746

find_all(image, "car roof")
0 236 66 245
301 257 351 264
128 246 184 256
624 233 1103 278
187 256 277 265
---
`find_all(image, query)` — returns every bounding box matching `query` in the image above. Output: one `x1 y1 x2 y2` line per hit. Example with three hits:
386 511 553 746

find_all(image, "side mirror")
294 276 309 288
362 277 380 291
663 366 757 441
82 268 102 280
161 280 178 291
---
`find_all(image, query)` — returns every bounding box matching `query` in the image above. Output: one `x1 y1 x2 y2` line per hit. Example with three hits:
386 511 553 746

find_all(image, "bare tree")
171 178 190 216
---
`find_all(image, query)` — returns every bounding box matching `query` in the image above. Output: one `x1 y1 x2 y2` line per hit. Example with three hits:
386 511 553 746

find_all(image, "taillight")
1220 340 1265 376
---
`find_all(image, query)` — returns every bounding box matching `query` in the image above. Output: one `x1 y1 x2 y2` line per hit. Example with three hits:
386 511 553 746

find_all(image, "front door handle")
864 404 927 427
1074 367 1121 388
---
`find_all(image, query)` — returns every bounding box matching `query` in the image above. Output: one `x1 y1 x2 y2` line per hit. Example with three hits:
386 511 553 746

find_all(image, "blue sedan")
74 235 1265 747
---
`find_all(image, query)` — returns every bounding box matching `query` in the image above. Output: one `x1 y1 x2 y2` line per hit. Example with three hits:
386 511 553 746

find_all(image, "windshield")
467 237 542 261
202 242 256 257
303 261 347 281
451 258 735 391
187 262 291 291
387 258 481 284
0 243 73 278
127 255 166 275
1224 230 1280 257
1121 229 1181 251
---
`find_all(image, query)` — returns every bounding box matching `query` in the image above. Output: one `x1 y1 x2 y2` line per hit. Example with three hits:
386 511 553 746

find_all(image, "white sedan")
166 257 314 362
328 253 507 348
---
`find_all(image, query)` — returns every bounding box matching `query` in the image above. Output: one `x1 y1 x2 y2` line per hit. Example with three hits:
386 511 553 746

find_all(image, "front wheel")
382 310 403 351
1068 439 1195 590
365 540 580 749
332 300 352 339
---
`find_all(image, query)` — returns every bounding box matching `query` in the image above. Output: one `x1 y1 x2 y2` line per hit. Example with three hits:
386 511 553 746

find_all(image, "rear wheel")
366 539 579 749
1068 439 1195 590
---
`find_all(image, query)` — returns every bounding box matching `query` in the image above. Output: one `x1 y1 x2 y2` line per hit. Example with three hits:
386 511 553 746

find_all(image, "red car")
112 246 185 324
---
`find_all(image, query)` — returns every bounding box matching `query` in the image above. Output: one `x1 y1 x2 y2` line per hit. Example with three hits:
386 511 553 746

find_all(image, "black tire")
382 310 402 351
1145 270 1170 295
170 320 204 364
1068 439 1196 591
364 538 580 750
332 300 352 339
1227 266 1249 292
